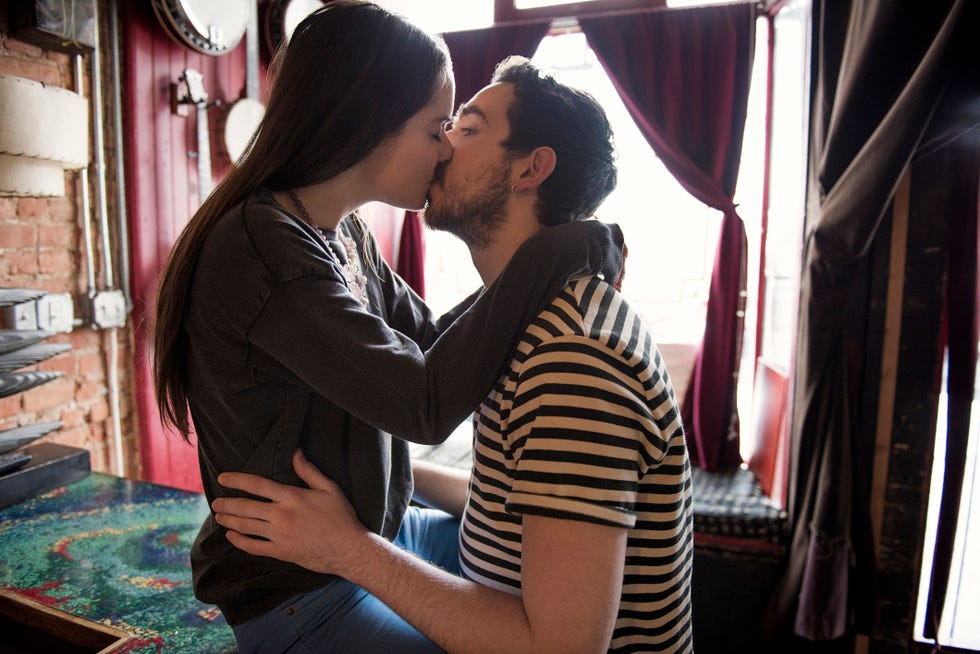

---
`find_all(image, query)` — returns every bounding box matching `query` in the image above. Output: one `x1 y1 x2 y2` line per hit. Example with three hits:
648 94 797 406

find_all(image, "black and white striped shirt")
459 277 694 653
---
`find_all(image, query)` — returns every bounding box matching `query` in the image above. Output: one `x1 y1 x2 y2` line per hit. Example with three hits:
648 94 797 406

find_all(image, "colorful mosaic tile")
0 473 236 653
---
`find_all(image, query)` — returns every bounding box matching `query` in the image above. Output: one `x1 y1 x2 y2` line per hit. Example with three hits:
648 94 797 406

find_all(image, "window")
424 30 747 348
386 0 809 464
758 0 809 371
916 350 980 650
496 0 668 24
373 0 494 32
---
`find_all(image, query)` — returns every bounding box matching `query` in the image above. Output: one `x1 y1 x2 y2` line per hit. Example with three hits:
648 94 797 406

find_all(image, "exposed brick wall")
0 24 140 478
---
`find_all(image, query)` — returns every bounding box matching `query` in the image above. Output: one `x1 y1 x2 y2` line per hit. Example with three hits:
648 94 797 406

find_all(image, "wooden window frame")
493 0 666 24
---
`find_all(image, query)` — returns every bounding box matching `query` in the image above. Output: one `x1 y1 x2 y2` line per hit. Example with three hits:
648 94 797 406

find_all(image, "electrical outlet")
1 302 39 330
91 290 127 329
36 293 74 333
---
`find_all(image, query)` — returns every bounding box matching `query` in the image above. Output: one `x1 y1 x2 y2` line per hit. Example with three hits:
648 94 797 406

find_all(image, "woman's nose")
439 131 454 161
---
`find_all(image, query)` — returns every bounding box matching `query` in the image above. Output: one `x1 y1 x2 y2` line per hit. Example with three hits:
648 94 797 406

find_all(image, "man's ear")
514 146 556 191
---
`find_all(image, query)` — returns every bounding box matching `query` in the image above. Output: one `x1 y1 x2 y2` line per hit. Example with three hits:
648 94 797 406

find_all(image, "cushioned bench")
689 357 790 554
691 465 788 554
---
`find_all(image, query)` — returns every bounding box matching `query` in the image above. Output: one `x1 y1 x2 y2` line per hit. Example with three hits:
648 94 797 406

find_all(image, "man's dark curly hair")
492 56 618 227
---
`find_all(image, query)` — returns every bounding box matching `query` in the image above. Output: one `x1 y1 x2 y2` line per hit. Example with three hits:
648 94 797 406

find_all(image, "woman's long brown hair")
153 1 450 440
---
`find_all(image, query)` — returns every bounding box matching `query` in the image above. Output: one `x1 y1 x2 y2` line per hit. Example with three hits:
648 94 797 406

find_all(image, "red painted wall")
121 3 405 491
123 3 257 492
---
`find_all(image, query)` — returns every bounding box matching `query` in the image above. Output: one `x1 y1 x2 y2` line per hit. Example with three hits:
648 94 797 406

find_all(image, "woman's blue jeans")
230 506 460 654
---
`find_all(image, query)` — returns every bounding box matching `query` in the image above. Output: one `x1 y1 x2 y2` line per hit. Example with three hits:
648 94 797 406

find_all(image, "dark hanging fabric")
766 0 979 642
396 211 426 298
442 22 551 108
580 3 756 471
394 24 550 298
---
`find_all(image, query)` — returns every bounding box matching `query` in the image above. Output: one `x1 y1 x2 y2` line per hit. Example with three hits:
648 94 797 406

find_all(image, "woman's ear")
516 146 557 190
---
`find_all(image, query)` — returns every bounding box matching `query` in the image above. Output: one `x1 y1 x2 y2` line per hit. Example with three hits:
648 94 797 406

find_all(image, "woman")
153 2 621 652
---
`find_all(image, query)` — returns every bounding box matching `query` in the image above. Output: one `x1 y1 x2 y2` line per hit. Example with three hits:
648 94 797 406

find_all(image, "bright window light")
373 0 493 33
423 30 741 345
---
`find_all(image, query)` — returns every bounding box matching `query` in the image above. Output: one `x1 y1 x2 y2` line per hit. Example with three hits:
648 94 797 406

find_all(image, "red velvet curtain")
580 3 757 471
396 211 426 297
394 23 551 298
442 22 551 109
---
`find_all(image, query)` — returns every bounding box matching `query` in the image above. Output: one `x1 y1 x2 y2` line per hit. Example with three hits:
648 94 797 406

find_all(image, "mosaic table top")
0 472 236 652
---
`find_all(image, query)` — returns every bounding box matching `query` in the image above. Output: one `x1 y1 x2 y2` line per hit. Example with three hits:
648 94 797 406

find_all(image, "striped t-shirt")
459 277 694 653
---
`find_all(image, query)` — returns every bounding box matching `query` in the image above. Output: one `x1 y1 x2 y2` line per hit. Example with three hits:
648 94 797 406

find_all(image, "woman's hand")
212 450 367 575
613 242 628 292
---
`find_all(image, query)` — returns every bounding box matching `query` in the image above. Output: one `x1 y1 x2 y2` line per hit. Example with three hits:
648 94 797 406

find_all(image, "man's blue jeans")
231 506 461 653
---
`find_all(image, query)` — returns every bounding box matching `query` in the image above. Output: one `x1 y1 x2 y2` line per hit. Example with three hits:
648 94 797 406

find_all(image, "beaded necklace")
286 189 369 308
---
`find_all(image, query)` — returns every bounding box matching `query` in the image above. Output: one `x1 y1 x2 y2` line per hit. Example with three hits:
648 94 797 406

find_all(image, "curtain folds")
442 22 552 110
580 3 756 471
396 211 426 297
767 0 979 642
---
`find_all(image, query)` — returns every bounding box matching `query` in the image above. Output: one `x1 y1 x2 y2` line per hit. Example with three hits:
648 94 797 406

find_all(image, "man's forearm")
214 453 619 654
411 459 470 518
350 531 537 654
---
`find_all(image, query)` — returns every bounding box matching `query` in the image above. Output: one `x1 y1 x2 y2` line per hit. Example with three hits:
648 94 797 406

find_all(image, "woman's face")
362 78 455 211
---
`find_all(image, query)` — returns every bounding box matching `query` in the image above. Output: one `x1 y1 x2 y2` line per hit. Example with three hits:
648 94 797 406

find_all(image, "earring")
510 183 519 194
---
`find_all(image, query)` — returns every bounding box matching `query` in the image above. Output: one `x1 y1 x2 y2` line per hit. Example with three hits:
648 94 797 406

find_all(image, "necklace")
286 189 370 308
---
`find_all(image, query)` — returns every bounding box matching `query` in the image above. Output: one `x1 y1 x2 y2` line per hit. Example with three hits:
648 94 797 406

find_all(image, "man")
213 57 694 654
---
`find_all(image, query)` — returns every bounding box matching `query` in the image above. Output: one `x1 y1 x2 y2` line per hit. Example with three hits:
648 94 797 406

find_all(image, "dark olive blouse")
184 188 618 624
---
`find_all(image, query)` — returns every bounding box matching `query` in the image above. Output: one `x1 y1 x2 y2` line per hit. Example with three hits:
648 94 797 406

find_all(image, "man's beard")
422 160 510 249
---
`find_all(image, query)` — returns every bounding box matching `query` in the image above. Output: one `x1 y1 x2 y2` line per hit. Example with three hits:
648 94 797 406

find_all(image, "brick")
0 394 23 419
46 51 70 66
59 407 85 428
90 442 109 473
46 197 75 223
77 352 104 378
75 379 105 403
0 223 37 248
9 251 39 274
21 377 74 412
35 407 62 424
0 55 60 86
38 248 72 274
3 38 44 58
88 421 105 443
35 279 69 293
17 197 46 219
69 329 100 350
38 352 73 376
0 44 137 485
0 197 17 217
88 397 110 423
39 224 73 247
90 447 106 473
53 426 90 449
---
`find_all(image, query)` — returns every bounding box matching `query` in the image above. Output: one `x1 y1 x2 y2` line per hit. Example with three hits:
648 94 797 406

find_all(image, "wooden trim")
0 590 134 653
490 0 775 26
493 0 667 25
870 168 910 556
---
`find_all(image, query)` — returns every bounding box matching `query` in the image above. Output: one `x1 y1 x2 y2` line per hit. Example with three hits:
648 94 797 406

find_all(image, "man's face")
422 83 518 249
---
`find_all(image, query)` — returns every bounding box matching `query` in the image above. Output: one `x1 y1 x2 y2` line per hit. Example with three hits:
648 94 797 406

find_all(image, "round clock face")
152 0 250 55
264 0 327 55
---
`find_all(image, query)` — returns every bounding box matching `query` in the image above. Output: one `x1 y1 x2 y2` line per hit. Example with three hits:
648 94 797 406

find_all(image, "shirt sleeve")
503 336 654 528
248 219 623 446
